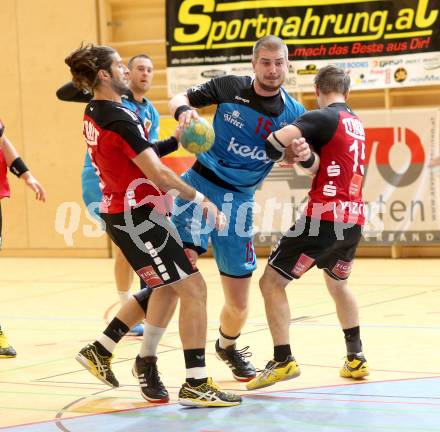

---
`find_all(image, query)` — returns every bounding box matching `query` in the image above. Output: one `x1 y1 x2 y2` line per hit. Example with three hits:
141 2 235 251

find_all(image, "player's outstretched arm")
0 135 46 201
133 147 225 230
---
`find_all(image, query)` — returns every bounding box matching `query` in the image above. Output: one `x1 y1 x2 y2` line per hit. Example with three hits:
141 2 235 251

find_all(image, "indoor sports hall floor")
0 257 439 431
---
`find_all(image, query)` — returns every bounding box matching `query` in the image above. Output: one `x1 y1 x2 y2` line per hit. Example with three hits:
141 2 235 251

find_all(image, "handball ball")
180 117 215 154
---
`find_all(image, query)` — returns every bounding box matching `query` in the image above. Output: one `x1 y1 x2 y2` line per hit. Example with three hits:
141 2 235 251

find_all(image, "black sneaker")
215 340 256 382
132 355 169 403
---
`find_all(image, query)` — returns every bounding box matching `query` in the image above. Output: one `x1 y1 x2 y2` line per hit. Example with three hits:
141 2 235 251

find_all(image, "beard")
111 77 129 96
256 76 282 93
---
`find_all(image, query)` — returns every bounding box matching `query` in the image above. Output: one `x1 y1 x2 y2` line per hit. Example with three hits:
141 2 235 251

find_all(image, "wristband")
299 152 316 169
174 105 192 121
10 157 29 177
192 190 205 205
155 137 178 157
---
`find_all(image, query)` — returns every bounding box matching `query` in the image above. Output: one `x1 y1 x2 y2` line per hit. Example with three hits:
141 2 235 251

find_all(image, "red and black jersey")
0 119 11 199
294 103 366 225
83 100 164 214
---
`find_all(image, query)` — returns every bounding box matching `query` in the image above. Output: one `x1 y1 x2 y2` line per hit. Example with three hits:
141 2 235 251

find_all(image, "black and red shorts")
268 216 362 281
101 204 198 292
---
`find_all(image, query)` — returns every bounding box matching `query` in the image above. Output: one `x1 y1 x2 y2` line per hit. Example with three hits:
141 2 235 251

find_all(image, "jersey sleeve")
293 109 338 152
56 82 92 103
107 120 154 159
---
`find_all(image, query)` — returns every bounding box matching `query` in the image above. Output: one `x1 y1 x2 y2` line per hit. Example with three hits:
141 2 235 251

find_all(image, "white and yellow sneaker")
246 356 301 390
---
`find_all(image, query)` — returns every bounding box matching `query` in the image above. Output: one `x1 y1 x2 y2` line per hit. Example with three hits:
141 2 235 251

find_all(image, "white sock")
218 329 239 349
139 322 166 357
96 334 117 354
186 366 208 380
118 290 132 305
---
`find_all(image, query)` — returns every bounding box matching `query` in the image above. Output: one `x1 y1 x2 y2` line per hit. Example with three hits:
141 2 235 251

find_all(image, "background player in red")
65 43 241 407
0 119 46 358
247 65 369 390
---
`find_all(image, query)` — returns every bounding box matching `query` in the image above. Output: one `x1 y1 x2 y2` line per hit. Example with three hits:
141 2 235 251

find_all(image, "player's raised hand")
21 172 46 202
178 108 199 130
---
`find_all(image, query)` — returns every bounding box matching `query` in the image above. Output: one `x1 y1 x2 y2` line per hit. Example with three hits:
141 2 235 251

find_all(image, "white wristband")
192 190 205 205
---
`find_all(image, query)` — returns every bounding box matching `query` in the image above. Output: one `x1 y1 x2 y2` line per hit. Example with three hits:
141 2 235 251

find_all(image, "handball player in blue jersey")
168 35 306 381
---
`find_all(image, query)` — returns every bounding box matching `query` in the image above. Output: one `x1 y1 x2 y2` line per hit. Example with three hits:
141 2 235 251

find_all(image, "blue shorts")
172 169 256 277
81 154 102 221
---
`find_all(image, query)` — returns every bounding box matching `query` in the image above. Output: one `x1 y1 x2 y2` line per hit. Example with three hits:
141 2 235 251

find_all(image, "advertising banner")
166 0 440 94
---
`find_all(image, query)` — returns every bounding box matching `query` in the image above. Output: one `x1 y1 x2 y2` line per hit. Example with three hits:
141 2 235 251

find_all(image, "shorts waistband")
191 160 240 192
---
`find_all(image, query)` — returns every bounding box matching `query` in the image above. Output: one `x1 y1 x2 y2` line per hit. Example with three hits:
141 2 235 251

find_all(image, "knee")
225 298 248 317
178 275 207 304
259 272 279 297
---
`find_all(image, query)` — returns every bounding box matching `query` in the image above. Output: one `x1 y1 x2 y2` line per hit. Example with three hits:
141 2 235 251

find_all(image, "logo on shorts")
136 265 163 288
291 253 315 277
331 260 352 279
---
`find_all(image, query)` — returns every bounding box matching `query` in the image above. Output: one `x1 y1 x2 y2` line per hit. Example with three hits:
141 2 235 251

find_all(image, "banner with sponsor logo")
254 108 440 246
166 0 440 94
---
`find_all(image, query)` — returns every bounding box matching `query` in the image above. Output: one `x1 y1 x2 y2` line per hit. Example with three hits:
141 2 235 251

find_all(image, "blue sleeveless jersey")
187 75 305 193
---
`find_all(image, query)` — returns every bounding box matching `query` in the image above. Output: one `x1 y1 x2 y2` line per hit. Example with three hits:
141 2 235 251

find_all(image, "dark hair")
253 35 288 61
65 43 116 92
128 54 152 70
314 65 350 95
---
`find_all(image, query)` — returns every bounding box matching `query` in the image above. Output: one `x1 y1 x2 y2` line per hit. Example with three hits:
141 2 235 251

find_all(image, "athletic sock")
218 327 239 349
139 322 166 357
343 326 363 355
274 344 292 362
96 317 130 354
117 290 132 305
184 348 207 384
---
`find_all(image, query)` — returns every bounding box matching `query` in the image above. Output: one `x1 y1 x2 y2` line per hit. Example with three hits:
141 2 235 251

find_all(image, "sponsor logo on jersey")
102 194 113 208
227 137 270 163
223 110 244 129
136 265 163 288
84 120 99 146
342 117 365 140
234 95 250 104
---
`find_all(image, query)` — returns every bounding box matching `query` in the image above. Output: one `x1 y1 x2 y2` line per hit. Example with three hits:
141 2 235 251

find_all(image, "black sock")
186 377 208 386
184 348 206 369
103 317 130 343
274 345 292 362
184 348 208 384
343 326 362 354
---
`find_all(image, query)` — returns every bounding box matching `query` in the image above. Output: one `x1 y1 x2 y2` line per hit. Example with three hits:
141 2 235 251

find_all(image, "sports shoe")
215 340 256 382
132 355 169 403
340 353 369 379
75 344 119 387
127 323 144 336
0 328 17 358
246 355 301 390
178 377 242 407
